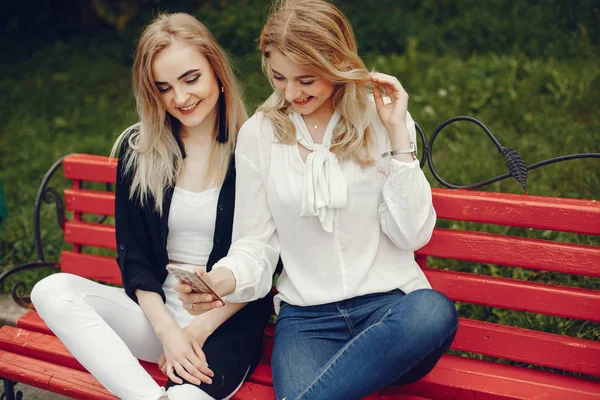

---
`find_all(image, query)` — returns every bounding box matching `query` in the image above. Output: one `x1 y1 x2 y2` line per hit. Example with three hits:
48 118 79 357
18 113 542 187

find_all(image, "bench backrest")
60 154 600 379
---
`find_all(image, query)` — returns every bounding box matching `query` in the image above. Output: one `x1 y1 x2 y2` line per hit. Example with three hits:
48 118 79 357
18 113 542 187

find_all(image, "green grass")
0 8 599 374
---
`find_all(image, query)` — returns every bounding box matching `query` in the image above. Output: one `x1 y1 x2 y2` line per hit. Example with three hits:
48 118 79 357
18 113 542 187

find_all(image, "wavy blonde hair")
258 0 375 165
111 13 247 214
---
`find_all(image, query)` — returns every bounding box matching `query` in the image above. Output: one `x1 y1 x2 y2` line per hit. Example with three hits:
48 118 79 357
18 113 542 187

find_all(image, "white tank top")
166 186 219 267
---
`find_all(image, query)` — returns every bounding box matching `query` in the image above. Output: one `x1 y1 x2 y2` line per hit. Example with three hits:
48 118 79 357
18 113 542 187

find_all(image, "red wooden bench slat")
248 365 432 400
452 318 600 376
233 355 600 400
64 221 116 250
0 349 116 400
399 354 600 400
361 393 432 400
60 252 122 285
0 326 81 370
431 188 600 235
65 188 115 217
230 382 276 400
16 311 52 334
63 154 117 184
360 393 432 400
0 326 166 385
425 268 600 322
418 228 600 277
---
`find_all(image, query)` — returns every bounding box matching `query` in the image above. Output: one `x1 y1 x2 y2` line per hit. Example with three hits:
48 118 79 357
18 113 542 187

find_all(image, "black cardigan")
114 132 271 393
115 135 236 304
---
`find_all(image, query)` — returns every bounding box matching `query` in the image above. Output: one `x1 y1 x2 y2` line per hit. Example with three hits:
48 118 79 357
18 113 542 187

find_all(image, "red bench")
1 153 599 399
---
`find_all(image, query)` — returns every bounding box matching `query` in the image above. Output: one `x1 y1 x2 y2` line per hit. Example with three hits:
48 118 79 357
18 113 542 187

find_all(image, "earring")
217 86 228 143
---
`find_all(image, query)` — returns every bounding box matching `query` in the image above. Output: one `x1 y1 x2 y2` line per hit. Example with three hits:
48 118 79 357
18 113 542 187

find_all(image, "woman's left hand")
156 325 213 385
157 325 211 381
370 72 409 139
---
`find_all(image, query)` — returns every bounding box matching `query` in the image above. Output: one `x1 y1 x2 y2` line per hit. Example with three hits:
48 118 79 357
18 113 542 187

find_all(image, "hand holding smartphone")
166 263 224 304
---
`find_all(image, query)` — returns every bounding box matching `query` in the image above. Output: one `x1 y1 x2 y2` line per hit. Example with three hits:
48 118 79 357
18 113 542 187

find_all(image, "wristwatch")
381 142 417 160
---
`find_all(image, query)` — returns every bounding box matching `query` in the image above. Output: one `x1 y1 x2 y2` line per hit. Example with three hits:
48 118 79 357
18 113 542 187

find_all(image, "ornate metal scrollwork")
33 155 69 262
416 117 599 190
1 156 68 310
0 262 59 309
42 187 66 230
11 282 30 309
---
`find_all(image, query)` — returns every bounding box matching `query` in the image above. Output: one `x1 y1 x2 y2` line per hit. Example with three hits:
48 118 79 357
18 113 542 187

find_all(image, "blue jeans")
272 289 458 400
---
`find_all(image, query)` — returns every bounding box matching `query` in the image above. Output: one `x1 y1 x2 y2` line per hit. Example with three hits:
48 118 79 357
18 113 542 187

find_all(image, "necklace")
303 116 320 130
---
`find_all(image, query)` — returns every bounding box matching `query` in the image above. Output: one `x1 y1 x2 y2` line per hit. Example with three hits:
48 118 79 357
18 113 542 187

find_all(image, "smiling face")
269 51 335 120
152 39 220 133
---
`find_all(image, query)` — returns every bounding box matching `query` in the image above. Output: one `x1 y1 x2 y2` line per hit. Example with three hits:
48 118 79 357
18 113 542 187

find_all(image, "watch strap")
381 142 417 159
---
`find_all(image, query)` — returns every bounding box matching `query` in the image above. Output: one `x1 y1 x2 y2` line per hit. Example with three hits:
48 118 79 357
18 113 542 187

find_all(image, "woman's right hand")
175 267 236 315
158 325 214 385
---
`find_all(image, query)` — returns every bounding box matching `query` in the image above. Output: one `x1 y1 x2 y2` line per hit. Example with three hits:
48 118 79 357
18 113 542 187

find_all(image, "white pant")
31 273 243 400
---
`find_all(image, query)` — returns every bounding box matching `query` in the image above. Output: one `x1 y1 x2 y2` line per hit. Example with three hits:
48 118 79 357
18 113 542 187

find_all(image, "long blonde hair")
258 0 374 165
111 13 247 214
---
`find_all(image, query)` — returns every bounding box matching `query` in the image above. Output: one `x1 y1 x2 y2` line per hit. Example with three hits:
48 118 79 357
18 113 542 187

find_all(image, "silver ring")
191 303 196 311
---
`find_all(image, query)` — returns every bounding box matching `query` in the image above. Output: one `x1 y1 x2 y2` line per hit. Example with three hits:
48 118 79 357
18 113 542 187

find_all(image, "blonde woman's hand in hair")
371 73 411 148
157 325 214 386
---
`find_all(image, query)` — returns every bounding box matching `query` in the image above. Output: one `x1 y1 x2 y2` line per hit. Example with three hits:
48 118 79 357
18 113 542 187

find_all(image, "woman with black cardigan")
30 13 270 400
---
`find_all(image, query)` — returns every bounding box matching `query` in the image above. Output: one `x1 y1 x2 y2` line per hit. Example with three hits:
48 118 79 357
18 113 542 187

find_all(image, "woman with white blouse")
176 1 458 399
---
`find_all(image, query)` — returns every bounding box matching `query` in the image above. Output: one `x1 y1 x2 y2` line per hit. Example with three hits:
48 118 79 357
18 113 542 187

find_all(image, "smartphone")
166 263 224 304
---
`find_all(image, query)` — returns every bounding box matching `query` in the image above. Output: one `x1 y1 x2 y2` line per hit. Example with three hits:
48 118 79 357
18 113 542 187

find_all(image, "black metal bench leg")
1 379 23 400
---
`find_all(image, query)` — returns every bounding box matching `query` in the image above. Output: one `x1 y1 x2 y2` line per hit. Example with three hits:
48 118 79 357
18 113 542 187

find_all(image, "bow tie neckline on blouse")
289 111 348 233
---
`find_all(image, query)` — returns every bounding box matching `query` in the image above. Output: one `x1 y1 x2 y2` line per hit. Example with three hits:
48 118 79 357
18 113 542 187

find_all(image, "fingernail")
207 378 212 385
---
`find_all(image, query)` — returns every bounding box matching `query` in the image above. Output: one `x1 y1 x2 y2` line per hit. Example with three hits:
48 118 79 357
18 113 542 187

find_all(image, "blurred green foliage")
0 0 599 371
2 0 599 60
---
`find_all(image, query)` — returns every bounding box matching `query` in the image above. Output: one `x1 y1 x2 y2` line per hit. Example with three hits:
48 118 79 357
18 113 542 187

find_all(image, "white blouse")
215 103 435 313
